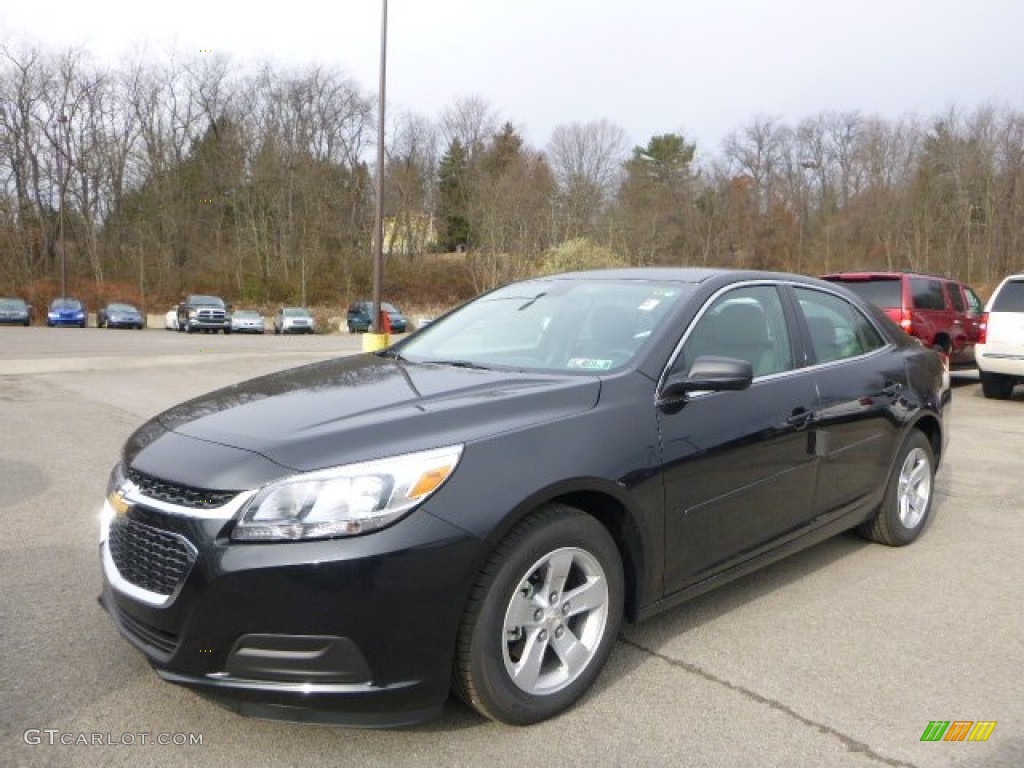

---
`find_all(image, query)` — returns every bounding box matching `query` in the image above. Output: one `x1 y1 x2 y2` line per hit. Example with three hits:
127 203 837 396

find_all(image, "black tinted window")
910 278 946 310
676 285 793 378
991 280 1024 312
828 278 901 309
946 283 965 311
965 287 984 313
795 288 885 364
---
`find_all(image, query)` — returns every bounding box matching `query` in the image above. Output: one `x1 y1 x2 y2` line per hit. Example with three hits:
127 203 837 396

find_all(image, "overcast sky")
3 0 1023 157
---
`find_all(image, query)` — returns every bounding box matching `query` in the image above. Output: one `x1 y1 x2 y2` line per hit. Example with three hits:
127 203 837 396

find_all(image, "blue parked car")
97 302 145 329
47 297 87 328
346 301 408 333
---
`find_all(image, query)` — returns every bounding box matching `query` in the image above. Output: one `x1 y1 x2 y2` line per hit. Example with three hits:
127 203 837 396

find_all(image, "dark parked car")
177 294 231 334
47 297 87 327
820 271 983 367
347 300 408 333
99 269 948 727
97 302 145 329
0 297 31 325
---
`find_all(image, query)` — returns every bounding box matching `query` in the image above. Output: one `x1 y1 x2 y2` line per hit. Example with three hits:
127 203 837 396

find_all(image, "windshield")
191 295 224 307
51 299 82 310
234 310 259 318
396 277 692 373
108 303 136 312
284 308 309 317
1 298 27 309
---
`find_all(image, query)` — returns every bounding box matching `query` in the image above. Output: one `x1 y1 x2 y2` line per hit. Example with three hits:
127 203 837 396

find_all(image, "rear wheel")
980 371 1015 399
859 430 934 546
453 504 623 725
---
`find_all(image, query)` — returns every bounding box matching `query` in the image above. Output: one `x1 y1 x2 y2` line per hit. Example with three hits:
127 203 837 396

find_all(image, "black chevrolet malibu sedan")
99 269 949 726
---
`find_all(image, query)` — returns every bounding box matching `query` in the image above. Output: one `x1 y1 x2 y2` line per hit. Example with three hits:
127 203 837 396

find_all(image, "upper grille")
128 468 238 509
108 517 195 596
196 308 226 322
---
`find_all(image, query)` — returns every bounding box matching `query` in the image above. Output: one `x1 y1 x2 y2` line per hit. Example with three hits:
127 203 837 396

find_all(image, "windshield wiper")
428 359 491 370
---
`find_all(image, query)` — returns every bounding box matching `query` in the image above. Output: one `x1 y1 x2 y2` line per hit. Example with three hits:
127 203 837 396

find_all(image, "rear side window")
795 288 886 365
910 278 946 310
991 280 1024 312
829 278 901 309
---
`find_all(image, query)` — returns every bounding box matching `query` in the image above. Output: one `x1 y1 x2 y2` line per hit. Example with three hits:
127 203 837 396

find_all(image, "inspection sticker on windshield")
567 358 614 371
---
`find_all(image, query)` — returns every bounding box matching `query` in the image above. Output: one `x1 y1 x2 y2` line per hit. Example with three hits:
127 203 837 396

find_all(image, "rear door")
791 286 905 519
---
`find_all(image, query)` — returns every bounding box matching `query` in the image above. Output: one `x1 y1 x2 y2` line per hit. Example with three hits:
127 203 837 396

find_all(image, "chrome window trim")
655 279 898 399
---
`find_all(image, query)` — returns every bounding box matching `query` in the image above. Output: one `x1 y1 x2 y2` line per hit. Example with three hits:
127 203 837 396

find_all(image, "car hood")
126 354 600 489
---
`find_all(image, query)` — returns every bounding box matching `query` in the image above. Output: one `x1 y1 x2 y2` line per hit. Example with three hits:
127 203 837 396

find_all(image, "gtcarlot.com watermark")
24 729 203 747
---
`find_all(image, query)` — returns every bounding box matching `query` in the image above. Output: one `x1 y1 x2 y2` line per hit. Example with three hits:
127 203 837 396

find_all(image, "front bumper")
99 498 481 724
48 315 86 326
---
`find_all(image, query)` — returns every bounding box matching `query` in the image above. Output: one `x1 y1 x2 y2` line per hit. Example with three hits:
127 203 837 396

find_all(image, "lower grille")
108 517 196 597
115 604 180 655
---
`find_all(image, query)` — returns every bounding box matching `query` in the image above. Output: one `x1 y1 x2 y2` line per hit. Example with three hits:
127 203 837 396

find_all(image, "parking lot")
1 327 1021 768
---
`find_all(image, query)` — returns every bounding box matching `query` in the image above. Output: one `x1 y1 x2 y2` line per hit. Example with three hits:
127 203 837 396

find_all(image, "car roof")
822 270 967 283
531 267 846 292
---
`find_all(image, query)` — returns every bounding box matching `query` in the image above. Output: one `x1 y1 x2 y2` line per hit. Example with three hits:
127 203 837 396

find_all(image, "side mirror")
658 356 754 409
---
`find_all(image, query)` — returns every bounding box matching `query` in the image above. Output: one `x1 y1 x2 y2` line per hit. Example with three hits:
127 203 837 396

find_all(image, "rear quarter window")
946 283 966 311
991 280 1024 313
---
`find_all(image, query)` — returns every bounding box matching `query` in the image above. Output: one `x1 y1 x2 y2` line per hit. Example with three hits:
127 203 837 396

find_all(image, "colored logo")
920 721 996 742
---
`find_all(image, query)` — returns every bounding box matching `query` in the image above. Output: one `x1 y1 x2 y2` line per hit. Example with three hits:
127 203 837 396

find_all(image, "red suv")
820 271 983 367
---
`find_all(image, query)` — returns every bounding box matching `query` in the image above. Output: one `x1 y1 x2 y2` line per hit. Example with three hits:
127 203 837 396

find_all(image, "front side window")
795 288 885 364
673 285 793 379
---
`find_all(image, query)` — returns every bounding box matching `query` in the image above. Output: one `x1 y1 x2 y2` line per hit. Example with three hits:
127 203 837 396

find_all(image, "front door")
658 284 819 593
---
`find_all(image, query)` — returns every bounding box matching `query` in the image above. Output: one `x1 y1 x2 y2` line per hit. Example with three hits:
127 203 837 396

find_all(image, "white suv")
977 274 1024 399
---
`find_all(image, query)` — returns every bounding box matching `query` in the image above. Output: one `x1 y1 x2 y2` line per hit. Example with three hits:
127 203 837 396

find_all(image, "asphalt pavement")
1 327 1021 768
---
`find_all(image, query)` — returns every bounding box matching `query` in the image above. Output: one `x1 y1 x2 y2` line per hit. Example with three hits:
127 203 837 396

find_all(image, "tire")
980 371 1015 399
453 504 623 725
224 327 231 335
859 430 935 546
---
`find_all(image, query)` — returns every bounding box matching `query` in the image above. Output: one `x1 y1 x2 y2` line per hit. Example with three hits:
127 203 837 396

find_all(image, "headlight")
231 444 463 541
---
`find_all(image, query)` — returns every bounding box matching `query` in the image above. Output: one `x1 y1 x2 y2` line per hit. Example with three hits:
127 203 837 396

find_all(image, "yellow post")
362 332 390 352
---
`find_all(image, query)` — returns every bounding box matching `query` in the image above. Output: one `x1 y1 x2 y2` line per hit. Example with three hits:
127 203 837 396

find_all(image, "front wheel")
859 430 935 546
453 504 623 725
980 371 1015 399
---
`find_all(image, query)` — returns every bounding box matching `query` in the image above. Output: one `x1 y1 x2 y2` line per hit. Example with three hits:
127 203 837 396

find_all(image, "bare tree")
546 119 628 241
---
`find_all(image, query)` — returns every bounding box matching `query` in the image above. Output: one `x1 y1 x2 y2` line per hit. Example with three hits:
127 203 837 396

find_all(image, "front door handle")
881 381 902 398
786 408 814 429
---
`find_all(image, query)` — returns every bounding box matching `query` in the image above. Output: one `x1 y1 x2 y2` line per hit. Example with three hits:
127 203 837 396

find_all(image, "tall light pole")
370 0 388 342
57 113 69 299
